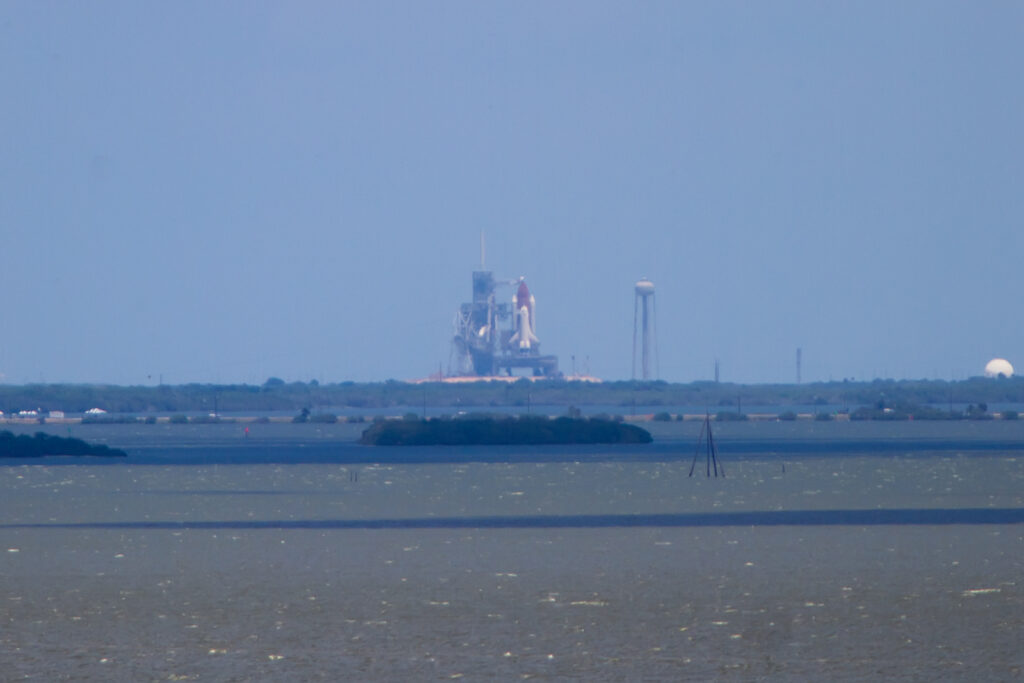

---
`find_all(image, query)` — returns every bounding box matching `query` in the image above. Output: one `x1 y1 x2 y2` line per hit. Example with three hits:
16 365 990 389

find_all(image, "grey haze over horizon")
2 3 1022 386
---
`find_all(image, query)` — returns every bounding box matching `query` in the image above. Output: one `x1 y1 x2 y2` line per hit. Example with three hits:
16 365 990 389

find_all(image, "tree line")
2 376 1023 415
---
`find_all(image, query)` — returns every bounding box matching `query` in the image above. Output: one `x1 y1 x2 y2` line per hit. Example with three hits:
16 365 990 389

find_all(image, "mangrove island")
0 431 127 458
359 415 653 446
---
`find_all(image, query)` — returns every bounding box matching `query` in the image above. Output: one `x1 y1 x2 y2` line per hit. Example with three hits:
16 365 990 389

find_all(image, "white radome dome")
984 358 1014 378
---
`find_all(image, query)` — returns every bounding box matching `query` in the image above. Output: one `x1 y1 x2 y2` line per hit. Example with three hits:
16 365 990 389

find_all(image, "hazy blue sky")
2 2 1022 385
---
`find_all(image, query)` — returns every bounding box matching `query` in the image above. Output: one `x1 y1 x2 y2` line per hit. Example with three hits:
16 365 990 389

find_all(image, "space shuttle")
508 279 539 351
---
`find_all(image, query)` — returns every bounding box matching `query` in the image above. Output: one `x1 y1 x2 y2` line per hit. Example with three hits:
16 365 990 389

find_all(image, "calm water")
1 421 1022 680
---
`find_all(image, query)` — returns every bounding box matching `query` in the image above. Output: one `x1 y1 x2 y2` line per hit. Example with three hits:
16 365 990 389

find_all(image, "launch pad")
451 270 560 378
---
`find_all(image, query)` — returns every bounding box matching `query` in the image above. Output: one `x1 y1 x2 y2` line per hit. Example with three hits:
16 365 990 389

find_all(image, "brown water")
1 423 1022 680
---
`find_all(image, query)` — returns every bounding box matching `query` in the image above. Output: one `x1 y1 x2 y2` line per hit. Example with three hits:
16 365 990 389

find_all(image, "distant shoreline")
2 410 1021 425
2 377 1022 421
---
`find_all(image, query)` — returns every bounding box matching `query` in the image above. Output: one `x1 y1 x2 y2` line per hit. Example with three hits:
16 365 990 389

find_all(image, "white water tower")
632 279 658 380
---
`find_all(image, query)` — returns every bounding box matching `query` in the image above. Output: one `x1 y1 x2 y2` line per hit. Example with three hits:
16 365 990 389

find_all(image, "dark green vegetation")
849 400 997 421
2 376 1023 419
359 416 653 446
0 430 126 458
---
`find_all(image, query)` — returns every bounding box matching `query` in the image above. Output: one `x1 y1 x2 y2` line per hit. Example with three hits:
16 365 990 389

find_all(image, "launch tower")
452 271 559 378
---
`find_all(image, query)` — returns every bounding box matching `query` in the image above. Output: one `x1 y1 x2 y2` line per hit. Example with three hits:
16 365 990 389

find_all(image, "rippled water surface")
1 421 1022 680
